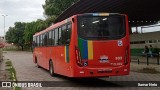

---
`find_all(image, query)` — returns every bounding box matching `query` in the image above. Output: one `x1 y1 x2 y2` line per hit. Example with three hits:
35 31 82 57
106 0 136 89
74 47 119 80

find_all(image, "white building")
130 31 160 49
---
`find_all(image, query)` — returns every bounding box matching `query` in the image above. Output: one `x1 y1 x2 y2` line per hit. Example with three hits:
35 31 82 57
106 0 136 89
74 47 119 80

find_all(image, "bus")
33 13 130 77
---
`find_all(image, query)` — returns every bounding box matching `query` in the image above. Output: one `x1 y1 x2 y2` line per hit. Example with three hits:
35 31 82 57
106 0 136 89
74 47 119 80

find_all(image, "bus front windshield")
78 15 126 40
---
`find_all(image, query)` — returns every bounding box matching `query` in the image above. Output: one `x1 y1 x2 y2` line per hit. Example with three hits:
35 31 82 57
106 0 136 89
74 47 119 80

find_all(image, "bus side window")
66 23 71 45
46 32 49 46
32 36 36 48
39 34 42 46
61 23 71 45
52 30 55 46
58 27 62 45
55 29 59 46
36 36 38 47
40 34 43 46
44 33 47 46
48 31 52 46
42 34 45 46
39 35 41 47
62 25 67 45
37 36 39 47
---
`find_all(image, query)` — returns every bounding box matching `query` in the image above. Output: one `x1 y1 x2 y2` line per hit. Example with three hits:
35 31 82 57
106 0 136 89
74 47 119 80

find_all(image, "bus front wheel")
49 60 55 76
35 57 40 68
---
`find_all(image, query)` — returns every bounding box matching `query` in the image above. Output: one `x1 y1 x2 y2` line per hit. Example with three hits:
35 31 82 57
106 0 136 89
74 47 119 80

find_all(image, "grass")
3 48 20 51
3 47 32 52
5 61 12 67
5 60 17 80
15 87 21 90
5 60 21 90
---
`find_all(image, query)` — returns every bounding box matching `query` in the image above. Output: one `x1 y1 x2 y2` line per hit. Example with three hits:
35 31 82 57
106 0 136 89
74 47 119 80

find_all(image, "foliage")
43 0 78 17
23 19 47 47
5 60 17 80
5 0 77 50
5 22 25 50
5 60 21 90
45 15 57 26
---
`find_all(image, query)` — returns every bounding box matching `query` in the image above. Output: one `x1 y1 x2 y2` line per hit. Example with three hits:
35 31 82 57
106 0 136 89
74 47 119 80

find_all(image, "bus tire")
35 57 40 68
49 60 55 76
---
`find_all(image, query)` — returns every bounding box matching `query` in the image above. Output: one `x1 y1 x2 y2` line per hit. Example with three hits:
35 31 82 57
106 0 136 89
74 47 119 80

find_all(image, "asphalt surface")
1 51 160 90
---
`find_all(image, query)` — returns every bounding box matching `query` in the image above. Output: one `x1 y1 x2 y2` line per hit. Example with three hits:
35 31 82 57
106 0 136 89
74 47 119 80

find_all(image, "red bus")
33 13 130 77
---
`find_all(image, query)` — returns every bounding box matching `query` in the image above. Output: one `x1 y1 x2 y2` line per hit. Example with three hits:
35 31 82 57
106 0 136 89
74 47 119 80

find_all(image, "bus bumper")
73 65 130 77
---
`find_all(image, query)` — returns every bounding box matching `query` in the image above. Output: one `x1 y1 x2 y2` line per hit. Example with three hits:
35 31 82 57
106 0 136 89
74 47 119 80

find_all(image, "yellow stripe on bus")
64 46 67 62
88 41 93 60
99 13 109 16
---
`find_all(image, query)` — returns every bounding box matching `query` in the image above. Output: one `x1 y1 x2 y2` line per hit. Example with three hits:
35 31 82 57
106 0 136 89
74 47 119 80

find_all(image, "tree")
5 27 15 43
6 0 79 51
43 0 78 17
23 19 47 48
5 22 26 50
45 16 56 26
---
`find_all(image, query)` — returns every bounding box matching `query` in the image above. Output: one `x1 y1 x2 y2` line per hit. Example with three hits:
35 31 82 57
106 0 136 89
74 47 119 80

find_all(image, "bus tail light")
124 46 129 65
75 47 83 67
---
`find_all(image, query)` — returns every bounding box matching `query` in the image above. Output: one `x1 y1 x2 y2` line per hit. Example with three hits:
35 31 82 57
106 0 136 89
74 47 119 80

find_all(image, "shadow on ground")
37 66 124 87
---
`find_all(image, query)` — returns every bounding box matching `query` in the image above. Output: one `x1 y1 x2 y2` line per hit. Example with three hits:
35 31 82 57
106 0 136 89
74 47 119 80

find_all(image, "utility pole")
2 15 8 40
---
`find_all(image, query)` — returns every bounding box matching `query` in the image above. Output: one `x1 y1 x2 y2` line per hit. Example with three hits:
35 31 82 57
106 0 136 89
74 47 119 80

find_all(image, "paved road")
3 51 160 90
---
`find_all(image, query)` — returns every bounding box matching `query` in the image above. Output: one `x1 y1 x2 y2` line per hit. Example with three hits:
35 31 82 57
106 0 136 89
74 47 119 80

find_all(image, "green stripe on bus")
66 46 69 63
78 37 83 57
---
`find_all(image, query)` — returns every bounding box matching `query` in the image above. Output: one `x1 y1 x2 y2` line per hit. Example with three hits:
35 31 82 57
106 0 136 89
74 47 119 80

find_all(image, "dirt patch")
0 60 11 81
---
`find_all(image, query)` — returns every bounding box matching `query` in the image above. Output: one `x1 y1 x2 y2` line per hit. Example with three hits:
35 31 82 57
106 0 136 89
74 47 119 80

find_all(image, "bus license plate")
100 59 108 63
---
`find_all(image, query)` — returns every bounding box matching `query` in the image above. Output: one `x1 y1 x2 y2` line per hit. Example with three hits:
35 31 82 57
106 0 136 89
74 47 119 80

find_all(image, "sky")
0 0 45 36
0 0 160 37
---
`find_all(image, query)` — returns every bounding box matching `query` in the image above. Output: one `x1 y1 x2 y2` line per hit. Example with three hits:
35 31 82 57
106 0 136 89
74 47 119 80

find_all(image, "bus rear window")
78 15 126 40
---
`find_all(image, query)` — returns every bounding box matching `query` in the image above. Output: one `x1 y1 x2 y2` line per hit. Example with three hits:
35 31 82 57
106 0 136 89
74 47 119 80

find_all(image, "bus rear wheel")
49 60 55 76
